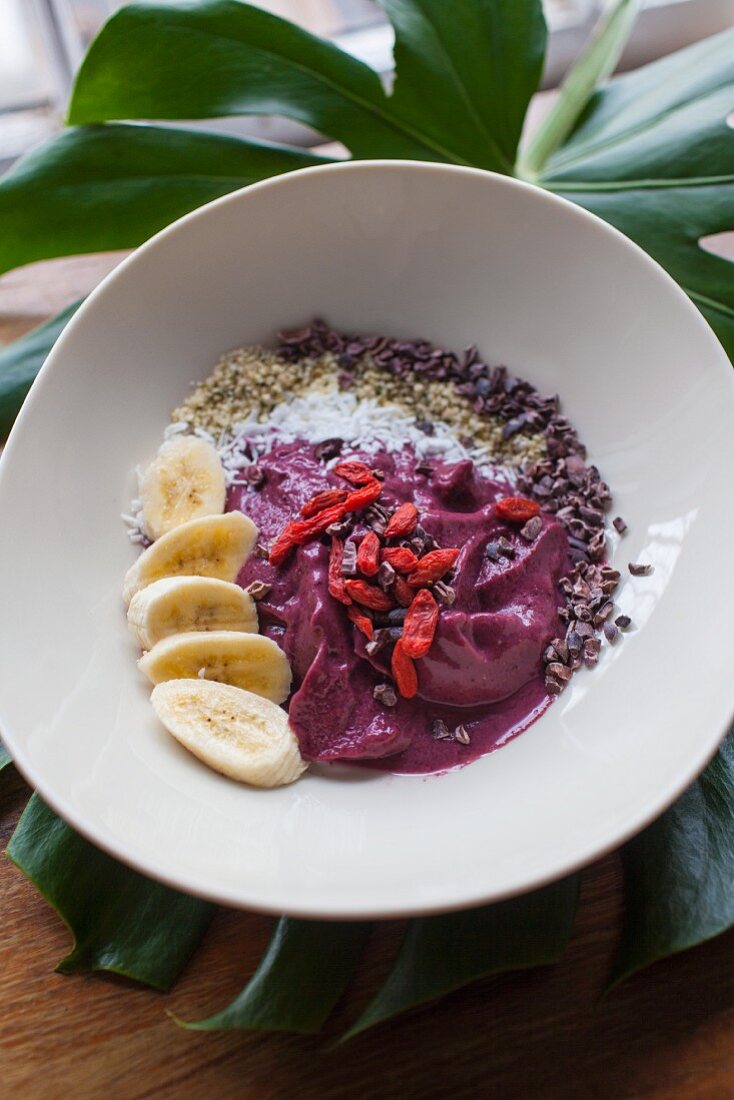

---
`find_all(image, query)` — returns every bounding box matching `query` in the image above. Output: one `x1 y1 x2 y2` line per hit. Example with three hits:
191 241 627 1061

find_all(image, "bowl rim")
1 158 733 917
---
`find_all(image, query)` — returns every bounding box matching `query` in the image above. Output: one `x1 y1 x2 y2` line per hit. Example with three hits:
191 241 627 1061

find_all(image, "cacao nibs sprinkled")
433 581 456 606
340 539 358 576
454 724 471 745
486 541 501 562
367 503 390 523
326 517 353 538
275 321 553 465
240 464 265 490
615 614 632 629
373 607 408 627
520 515 542 542
497 536 515 559
377 561 397 591
373 683 397 707
547 662 572 682
366 628 400 656
365 503 390 536
613 516 628 535
592 600 614 626
432 719 451 740
245 580 272 601
314 437 343 461
629 562 653 576
603 621 619 644
574 621 594 639
254 542 270 560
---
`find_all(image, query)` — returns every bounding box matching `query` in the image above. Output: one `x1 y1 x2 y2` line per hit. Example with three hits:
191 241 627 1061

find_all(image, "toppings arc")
126 318 643 780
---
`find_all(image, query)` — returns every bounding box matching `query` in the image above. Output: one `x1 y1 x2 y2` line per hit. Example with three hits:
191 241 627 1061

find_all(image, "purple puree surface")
232 441 571 775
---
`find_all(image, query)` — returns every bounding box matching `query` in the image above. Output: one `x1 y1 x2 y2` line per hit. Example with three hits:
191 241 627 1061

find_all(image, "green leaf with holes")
7 795 214 990
68 0 545 170
376 0 546 171
540 27 734 360
610 727 734 988
0 123 331 276
344 874 579 1038
183 917 372 1033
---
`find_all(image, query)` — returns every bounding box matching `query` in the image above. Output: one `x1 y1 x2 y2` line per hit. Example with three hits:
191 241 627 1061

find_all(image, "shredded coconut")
215 385 512 484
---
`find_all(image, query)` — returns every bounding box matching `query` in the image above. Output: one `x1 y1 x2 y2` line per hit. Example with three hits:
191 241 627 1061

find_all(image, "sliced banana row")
124 437 305 788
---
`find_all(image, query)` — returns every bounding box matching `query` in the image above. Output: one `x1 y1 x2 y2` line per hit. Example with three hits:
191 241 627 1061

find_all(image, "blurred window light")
0 0 732 168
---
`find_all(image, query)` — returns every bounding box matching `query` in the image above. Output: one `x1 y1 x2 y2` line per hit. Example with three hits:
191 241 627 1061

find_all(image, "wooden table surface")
3 254 734 1100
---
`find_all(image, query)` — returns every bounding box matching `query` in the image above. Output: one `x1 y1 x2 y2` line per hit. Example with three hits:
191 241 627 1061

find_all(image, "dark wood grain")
3 254 734 1100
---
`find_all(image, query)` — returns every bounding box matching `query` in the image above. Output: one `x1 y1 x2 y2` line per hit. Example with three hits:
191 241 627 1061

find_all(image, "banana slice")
151 679 306 787
123 511 257 605
127 576 258 650
138 631 292 704
141 436 226 539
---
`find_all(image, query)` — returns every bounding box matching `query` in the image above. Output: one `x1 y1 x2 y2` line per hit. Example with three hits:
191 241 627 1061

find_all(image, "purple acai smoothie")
233 440 571 775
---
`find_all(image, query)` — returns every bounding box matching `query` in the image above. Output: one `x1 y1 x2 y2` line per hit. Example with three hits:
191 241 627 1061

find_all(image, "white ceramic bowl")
1 161 732 917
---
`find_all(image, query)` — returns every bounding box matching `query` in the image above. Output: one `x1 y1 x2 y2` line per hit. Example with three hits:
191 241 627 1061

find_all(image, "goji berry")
328 537 351 605
269 527 298 567
347 603 374 640
344 579 393 611
298 503 347 538
385 502 419 539
333 461 375 486
393 575 415 607
407 548 460 587
496 496 540 523
343 479 382 512
402 589 439 658
357 531 381 577
391 639 418 699
381 546 419 573
269 504 345 566
301 488 347 518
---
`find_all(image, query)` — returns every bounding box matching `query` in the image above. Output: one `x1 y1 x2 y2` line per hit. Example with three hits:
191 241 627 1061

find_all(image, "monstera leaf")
183 918 372 1033
611 727 734 988
67 0 546 171
1 0 733 1037
543 29 734 358
0 124 331 277
7 795 214 990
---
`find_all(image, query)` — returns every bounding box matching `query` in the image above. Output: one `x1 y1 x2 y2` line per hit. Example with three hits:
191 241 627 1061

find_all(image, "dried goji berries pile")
269 459 460 699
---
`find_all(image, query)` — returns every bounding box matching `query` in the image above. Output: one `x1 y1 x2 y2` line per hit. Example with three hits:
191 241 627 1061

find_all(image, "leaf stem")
517 0 640 180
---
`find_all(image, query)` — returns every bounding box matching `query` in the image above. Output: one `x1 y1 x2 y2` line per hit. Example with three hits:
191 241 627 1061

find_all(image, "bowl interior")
0 161 732 916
